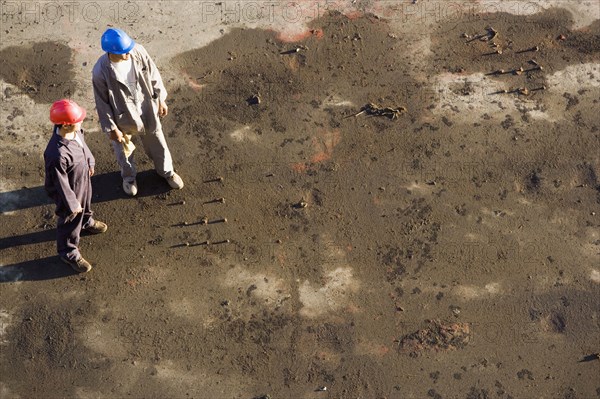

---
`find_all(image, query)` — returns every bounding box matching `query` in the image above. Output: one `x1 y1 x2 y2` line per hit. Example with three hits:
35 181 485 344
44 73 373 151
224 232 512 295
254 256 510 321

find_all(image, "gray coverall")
44 127 96 261
91 44 174 182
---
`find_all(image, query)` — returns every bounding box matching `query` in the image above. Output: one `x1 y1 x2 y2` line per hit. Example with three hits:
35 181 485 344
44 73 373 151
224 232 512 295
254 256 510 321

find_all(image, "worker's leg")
56 212 84 261
139 128 174 178
81 174 95 229
111 140 137 182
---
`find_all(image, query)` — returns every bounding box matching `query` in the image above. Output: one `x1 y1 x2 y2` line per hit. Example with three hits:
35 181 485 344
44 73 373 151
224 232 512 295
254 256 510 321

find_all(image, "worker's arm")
92 64 119 134
80 130 96 176
138 45 168 113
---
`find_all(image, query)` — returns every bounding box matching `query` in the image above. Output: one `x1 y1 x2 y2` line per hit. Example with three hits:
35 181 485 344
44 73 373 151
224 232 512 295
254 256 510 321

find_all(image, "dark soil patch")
0 41 76 103
169 11 421 167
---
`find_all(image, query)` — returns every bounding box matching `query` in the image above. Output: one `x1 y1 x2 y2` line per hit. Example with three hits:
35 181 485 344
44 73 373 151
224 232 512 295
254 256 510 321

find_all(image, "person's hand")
158 100 168 118
65 207 83 223
89 167 94 177
109 128 123 143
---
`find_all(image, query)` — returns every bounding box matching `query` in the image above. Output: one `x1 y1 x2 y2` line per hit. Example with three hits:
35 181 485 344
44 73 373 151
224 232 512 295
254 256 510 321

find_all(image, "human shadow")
0 229 55 251
0 170 171 213
92 169 172 202
0 170 171 255
0 256 76 282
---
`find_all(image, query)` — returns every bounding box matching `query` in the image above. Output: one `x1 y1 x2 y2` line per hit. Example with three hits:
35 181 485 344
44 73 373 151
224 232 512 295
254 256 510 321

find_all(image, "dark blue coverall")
44 126 96 261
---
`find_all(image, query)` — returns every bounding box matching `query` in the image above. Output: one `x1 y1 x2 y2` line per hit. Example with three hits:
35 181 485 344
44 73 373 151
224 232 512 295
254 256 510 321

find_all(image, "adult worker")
44 99 108 273
92 28 184 196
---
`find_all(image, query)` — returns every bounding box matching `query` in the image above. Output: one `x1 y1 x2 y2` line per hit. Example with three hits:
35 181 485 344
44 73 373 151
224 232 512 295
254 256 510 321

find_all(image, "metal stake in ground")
204 198 225 204
204 177 224 183
516 45 539 54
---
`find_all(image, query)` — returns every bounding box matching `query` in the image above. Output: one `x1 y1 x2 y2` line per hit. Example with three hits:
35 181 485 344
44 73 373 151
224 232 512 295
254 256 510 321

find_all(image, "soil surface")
1 1 599 398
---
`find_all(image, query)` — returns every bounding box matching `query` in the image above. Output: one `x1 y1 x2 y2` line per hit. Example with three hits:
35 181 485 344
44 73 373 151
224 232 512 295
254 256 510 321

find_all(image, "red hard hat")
49 99 86 124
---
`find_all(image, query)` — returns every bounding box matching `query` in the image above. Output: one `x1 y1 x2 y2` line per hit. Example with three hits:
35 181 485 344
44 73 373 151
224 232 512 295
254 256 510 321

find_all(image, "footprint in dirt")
0 41 76 103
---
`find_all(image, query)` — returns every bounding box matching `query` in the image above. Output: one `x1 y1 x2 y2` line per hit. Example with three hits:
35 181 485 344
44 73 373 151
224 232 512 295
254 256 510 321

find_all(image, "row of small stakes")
173 176 230 247
463 27 560 95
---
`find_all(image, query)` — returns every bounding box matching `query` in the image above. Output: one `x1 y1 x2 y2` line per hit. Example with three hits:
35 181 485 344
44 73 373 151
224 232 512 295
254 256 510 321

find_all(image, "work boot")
84 220 108 234
123 179 138 196
166 173 184 189
60 256 92 273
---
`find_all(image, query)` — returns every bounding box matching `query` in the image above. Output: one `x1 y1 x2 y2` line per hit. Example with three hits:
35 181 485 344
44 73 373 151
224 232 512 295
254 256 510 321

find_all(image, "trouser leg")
57 211 84 261
140 128 174 178
81 177 95 230
111 140 137 182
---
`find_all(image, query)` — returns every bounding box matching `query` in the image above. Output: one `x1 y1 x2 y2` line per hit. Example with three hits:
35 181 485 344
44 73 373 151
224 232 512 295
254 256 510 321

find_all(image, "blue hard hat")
101 28 135 54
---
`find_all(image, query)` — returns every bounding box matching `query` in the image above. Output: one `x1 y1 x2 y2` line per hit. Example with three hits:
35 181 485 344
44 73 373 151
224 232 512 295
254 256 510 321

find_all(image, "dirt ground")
1 1 599 398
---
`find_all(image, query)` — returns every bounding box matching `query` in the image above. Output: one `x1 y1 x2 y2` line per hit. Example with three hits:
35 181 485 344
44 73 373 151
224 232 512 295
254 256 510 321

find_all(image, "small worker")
44 99 108 273
92 28 184 196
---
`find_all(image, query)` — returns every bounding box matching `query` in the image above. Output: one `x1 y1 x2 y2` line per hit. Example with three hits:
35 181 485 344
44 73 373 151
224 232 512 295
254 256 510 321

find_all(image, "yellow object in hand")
122 134 136 158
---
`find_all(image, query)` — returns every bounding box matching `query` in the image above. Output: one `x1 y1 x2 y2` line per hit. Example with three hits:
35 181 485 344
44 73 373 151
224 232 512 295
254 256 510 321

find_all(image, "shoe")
61 256 92 273
123 179 138 196
166 173 184 189
84 220 108 234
